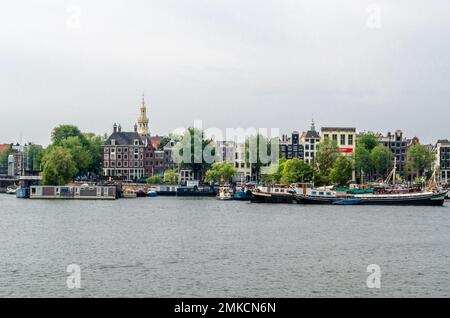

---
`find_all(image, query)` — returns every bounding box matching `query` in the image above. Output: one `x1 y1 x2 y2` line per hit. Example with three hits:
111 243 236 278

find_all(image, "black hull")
296 191 447 206
156 191 177 196
176 192 217 197
359 197 445 206
250 193 293 204
294 195 336 205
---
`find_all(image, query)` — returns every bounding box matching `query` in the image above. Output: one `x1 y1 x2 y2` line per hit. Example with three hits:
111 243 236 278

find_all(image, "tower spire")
137 93 149 138
311 115 315 131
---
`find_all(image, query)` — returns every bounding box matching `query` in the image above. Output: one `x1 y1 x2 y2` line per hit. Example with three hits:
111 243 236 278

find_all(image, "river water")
0 194 449 297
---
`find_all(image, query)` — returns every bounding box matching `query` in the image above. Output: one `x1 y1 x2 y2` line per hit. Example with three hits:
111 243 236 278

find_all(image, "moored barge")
30 185 117 200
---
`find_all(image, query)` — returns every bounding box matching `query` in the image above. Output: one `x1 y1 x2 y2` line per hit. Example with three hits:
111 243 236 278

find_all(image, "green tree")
147 175 163 185
260 157 286 184
358 132 378 151
280 158 313 184
316 139 340 175
204 162 237 184
173 128 215 181
60 136 92 176
407 144 434 179
163 169 179 184
51 125 87 146
354 144 372 180
83 133 104 174
371 146 393 178
41 146 77 185
330 156 353 186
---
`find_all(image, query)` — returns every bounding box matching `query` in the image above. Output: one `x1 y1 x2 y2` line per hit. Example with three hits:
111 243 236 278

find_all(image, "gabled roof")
305 130 320 139
104 132 144 146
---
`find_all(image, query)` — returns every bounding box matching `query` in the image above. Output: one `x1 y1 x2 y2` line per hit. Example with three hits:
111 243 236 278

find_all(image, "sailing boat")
352 160 448 206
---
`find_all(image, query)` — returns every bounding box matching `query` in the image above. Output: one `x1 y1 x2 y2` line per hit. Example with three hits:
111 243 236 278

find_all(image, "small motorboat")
147 190 157 197
217 186 233 200
6 185 18 195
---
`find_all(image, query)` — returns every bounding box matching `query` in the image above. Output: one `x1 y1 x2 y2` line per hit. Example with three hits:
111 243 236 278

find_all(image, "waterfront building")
144 139 165 176
280 131 304 160
435 139 450 185
0 143 42 177
102 123 145 182
377 130 408 175
234 142 252 183
301 121 321 165
162 139 177 172
321 127 356 156
179 169 194 185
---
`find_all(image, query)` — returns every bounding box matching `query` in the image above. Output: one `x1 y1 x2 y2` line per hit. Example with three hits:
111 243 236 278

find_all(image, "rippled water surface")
0 194 449 297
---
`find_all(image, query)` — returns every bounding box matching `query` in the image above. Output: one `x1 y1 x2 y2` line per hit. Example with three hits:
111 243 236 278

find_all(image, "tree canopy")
204 162 237 184
407 144 434 178
41 146 78 185
330 156 353 186
163 169 179 184
280 158 313 184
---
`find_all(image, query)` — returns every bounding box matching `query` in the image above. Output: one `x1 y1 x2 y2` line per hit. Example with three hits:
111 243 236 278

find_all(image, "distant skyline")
1 0 449 146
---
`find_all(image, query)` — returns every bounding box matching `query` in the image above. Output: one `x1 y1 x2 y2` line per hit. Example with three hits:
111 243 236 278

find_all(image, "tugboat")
250 185 295 204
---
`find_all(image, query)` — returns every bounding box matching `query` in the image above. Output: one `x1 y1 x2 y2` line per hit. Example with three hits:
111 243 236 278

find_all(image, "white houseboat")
30 185 117 200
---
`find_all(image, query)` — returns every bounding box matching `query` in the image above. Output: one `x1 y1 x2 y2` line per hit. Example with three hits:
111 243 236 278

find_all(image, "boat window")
326 192 331 196
312 191 316 195
319 192 324 195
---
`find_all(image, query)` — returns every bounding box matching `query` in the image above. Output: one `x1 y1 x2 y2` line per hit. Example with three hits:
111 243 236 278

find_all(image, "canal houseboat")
154 185 178 196
30 186 117 200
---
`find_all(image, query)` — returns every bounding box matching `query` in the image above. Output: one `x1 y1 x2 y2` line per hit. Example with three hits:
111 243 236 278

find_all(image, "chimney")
113 123 117 133
118 124 122 133
134 123 138 133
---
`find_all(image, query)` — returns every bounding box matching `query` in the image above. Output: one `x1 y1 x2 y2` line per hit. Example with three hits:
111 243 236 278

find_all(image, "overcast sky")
0 0 449 146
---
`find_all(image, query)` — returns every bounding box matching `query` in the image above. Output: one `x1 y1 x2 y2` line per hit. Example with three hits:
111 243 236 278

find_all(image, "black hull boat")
250 192 294 204
296 190 447 206
354 190 447 206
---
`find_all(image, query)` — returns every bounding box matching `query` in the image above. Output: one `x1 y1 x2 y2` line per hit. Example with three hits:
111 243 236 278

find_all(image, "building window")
348 135 353 146
104 161 109 167
332 134 338 143
340 134 346 145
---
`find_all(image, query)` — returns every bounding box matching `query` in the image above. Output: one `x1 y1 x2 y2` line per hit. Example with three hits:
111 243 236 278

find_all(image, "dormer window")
134 139 139 146
111 139 116 146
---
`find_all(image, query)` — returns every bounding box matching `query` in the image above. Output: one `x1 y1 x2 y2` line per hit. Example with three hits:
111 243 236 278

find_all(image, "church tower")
136 93 150 139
